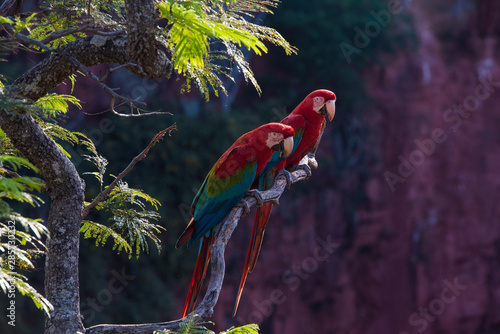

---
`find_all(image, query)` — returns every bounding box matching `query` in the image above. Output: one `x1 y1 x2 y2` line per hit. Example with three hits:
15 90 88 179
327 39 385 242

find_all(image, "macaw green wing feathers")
188 147 258 247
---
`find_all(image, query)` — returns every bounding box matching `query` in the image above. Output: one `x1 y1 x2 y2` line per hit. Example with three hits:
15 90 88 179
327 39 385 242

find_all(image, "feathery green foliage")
4 0 295 98
0 155 44 211
154 318 259 334
0 268 53 316
221 324 259 334
81 145 164 258
158 0 296 98
80 135 165 258
34 93 82 118
155 318 213 334
81 137 108 190
0 152 52 316
80 220 133 255
95 180 164 258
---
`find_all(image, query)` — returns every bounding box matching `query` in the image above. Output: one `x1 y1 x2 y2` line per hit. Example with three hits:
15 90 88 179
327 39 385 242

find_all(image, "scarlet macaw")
177 122 295 317
234 89 336 315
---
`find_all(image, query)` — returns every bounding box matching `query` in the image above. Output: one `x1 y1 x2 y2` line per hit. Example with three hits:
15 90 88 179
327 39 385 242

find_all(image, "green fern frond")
225 0 279 15
220 324 259 334
10 213 48 240
154 319 259 334
83 154 108 190
87 180 164 258
169 318 215 334
80 220 133 255
160 1 267 74
0 155 44 207
34 93 82 117
0 241 35 270
80 133 109 189
110 208 163 258
103 180 162 210
158 0 294 98
0 155 39 173
39 121 81 146
0 268 53 316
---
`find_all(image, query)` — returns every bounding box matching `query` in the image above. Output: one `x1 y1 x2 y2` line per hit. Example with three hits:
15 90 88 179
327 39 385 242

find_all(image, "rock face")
212 1 500 333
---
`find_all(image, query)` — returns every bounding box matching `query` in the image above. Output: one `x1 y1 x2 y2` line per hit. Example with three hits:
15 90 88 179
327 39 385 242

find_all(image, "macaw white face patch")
312 96 326 112
266 131 284 149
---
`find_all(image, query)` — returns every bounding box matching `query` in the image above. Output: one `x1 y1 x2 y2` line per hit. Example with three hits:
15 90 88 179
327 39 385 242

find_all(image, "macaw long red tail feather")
176 219 195 249
248 202 273 272
233 202 273 316
181 231 214 318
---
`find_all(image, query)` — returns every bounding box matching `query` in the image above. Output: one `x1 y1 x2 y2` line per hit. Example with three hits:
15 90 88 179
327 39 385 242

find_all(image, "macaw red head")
254 123 295 158
302 89 337 121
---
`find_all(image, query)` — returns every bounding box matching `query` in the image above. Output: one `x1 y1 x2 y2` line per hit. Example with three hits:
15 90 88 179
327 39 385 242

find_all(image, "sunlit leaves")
0 269 53 316
80 220 133 255
160 1 267 74
0 207 51 316
221 324 260 334
34 93 82 118
154 319 259 334
83 180 164 258
81 136 108 190
0 155 44 207
158 0 296 98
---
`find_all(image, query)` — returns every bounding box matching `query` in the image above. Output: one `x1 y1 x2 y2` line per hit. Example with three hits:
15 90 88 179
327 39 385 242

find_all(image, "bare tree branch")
82 123 177 219
0 0 22 16
13 32 171 117
109 99 174 117
9 33 171 102
85 155 314 334
41 25 124 44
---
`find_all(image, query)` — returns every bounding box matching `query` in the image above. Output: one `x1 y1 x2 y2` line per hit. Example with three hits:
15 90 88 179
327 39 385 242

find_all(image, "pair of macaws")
176 89 337 318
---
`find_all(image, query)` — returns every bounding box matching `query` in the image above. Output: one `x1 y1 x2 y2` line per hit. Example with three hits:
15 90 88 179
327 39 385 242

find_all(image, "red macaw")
176 122 295 318
233 89 336 315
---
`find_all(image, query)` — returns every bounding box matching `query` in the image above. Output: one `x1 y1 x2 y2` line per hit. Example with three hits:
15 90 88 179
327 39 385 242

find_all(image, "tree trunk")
0 110 85 334
0 1 172 333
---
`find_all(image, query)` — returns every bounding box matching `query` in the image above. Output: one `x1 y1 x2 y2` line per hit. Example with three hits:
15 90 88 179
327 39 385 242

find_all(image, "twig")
40 24 123 44
81 124 177 219
100 63 134 81
41 26 89 44
86 28 125 36
0 167 21 178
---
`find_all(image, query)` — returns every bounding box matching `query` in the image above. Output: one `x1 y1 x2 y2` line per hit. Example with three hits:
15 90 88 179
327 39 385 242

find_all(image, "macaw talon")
306 152 318 170
277 169 293 190
245 189 264 208
292 163 312 179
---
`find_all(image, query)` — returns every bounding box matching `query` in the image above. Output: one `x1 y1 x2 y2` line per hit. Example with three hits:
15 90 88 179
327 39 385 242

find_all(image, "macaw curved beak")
272 136 294 158
282 136 294 158
325 99 336 122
